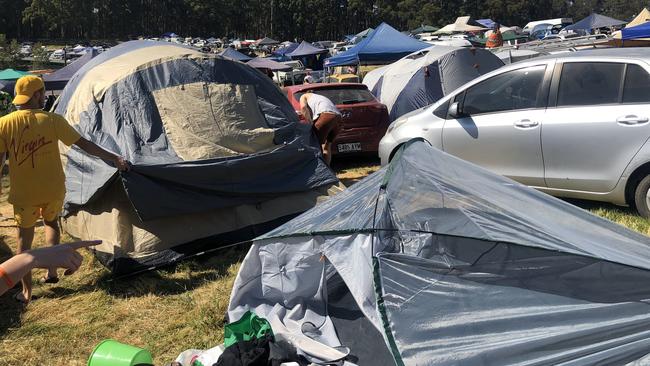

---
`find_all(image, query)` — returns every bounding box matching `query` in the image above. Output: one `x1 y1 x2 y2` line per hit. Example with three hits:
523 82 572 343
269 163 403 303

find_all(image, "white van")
523 18 573 34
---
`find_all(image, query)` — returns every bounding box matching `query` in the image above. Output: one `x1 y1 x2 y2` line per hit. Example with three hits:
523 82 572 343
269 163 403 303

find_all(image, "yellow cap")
13 75 44 105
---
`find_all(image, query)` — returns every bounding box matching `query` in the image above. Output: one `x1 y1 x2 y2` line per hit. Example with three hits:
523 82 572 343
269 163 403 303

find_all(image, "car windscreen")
294 88 375 105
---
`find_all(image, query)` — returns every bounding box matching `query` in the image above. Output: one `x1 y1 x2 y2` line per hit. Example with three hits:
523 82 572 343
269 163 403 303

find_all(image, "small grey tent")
247 57 291 71
564 13 626 31
218 47 253 62
363 46 504 121
54 40 339 275
229 139 650 365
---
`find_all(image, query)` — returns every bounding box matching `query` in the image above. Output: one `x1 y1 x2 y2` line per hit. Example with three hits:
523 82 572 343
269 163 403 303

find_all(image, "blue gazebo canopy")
286 41 327 58
324 22 429 67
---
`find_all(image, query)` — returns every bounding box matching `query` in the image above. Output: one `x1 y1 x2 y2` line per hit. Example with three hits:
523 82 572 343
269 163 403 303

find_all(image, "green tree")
31 42 48 69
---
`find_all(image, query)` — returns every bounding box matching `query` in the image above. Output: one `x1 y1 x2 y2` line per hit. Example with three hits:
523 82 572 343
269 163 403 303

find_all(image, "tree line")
0 0 647 42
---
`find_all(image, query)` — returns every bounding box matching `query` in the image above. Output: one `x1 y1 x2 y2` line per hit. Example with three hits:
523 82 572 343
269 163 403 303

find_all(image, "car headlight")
387 117 408 133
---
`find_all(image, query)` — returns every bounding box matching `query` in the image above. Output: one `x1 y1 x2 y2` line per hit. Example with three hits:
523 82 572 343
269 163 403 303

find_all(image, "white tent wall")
228 233 396 364
363 64 389 96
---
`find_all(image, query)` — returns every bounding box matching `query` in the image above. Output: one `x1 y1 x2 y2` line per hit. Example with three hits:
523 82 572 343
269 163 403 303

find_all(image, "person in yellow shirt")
0 75 130 304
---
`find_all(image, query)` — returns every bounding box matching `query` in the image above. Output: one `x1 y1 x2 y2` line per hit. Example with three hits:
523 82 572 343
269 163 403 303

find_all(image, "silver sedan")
379 48 650 217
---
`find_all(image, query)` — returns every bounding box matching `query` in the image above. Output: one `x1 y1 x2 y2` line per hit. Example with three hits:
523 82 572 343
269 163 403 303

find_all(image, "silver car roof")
534 47 650 62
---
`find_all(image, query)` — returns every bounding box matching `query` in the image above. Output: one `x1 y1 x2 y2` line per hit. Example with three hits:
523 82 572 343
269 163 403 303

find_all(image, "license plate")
338 142 362 153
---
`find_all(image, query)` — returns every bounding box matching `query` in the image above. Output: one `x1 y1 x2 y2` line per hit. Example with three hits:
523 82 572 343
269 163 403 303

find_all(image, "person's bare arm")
300 94 313 123
0 240 101 295
74 137 130 171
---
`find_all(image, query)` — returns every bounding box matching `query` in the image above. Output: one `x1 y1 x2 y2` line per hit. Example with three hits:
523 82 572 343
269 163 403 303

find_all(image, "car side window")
461 65 546 115
557 62 624 106
623 64 650 104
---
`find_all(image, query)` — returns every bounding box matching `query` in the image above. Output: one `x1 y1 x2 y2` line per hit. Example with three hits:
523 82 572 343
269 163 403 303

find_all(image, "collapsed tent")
363 46 503 121
434 16 488 34
43 49 99 91
324 23 429 67
229 138 650 365
218 47 253 62
564 13 626 31
54 40 340 275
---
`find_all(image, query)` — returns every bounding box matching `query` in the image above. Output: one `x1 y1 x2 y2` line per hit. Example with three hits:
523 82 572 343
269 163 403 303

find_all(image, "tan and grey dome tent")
54 40 339 275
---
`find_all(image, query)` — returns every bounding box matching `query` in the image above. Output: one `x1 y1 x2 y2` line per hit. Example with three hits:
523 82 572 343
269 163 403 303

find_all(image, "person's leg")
323 115 342 166
14 205 38 303
322 142 332 165
17 226 35 302
43 219 60 279
314 113 336 165
42 200 63 280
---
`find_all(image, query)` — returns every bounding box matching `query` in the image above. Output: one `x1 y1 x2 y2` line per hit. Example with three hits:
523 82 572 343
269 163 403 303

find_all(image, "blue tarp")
477 19 497 28
324 23 429 67
286 41 327 58
219 47 253 62
622 21 650 40
43 49 99 90
564 13 626 31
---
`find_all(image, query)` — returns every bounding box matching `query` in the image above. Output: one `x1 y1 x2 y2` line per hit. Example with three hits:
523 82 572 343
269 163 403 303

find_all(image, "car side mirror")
448 102 464 118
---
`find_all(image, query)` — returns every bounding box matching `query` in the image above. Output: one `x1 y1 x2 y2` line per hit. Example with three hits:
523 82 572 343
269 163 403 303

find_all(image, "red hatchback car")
283 83 390 155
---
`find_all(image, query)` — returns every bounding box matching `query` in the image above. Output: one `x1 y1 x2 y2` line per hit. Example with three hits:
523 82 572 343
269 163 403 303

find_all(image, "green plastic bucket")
87 339 153 366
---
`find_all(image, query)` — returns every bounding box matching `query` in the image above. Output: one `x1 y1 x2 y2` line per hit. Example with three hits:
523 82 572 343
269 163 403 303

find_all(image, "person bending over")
299 91 341 165
0 75 130 303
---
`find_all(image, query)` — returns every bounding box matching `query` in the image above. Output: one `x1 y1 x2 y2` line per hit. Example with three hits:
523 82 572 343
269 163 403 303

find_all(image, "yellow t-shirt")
0 109 81 205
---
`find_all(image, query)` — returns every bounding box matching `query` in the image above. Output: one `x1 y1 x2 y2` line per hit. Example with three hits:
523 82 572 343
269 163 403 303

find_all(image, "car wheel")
634 175 650 218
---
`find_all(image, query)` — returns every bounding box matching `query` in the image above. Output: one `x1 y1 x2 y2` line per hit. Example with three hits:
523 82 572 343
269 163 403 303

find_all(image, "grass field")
0 157 648 365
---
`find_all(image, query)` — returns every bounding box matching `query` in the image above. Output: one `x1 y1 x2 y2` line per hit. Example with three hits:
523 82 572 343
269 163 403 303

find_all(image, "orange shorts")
13 200 63 228
313 112 341 144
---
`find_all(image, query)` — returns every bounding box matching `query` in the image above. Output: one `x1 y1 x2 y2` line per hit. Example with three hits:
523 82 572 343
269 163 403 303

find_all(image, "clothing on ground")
224 311 274 348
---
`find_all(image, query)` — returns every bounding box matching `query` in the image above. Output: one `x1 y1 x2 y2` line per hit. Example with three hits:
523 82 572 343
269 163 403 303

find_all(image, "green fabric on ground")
224 311 273 348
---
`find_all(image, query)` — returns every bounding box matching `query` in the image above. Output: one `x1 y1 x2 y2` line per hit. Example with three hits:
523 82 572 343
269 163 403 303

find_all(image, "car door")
442 64 550 187
543 61 650 192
